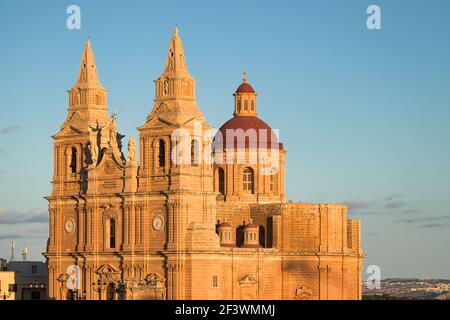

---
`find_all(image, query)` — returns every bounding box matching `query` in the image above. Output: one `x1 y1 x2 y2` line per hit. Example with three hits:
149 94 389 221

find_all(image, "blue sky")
0 0 449 278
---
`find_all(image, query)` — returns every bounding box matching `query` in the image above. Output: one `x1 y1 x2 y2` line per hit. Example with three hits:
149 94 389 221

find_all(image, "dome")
213 116 283 150
218 221 232 228
236 82 255 93
244 221 259 229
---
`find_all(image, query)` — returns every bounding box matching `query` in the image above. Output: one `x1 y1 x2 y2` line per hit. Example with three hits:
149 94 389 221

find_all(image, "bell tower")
46 39 127 300
149 26 203 124
51 39 113 197
138 27 219 299
138 26 213 193
67 39 110 130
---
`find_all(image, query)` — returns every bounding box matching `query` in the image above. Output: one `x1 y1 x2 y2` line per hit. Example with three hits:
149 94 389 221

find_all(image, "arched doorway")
65 289 74 300
259 225 266 248
236 225 245 247
106 283 115 300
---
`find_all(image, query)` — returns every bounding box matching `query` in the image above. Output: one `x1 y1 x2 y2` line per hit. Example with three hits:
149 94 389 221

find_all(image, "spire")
164 25 188 74
64 39 110 130
77 38 100 84
145 27 204 124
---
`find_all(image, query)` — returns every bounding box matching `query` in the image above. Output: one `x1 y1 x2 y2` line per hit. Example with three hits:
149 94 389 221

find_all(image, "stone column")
166 262 185 300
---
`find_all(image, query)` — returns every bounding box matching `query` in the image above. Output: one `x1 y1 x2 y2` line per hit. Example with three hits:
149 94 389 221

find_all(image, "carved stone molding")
103 160 116 175
143 273 166 289
121 264 133 272
318 265 332 272
96 264 121 283
57 273 70 283
167 263 184 271
295 286 312 300
238 274 257 286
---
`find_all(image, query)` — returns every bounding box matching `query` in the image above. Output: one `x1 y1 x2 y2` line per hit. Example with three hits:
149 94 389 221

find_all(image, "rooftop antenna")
10 241 15 261
22 244 28 261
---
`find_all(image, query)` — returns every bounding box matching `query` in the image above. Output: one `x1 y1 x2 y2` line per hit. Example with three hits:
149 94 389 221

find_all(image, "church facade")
43 28 364 300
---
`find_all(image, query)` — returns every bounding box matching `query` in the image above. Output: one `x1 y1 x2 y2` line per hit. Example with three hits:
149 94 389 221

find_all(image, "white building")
2 261 47 300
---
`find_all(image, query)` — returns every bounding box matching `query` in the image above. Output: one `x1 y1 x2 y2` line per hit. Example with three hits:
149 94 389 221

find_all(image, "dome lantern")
234 72 257 116
241 219 261 248
218 219 234 247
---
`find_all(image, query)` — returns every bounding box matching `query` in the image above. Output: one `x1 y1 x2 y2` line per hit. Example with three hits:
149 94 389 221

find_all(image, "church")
43 27 364 300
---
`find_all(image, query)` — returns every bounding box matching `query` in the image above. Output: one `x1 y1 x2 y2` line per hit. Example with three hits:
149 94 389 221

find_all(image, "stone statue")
127 136 136 164
163 80 169 95
89 140 99 166
109 113 118 145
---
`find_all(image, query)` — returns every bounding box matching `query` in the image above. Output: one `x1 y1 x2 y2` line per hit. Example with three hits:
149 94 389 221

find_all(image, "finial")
243 71 248 83
173 25 179 36
86 37 91 47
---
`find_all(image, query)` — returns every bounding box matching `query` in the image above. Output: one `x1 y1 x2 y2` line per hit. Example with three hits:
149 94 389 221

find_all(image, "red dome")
213 116 283 150
218 221 232 228
236 82 255 93
244 222 259 229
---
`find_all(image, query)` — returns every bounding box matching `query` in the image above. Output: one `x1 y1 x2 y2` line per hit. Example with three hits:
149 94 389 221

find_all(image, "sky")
0 0 449 278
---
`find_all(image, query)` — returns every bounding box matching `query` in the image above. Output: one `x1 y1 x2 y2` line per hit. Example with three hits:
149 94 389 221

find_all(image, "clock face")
65 219 76 233
152 216 163 231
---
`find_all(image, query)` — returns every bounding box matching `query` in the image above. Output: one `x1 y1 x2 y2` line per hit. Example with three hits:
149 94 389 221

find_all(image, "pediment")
96 156 124 176
143 273 166 289
238 274 258 286
96 264 119 275
53 124 87 139
295 286 313 299
57 273 70 282
181 117 203 127
92 146 125 173
140 115 176 130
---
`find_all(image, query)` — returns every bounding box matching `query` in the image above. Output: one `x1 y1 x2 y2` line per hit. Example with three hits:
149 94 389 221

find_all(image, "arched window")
270 174 274 191
158 139 166 167
237 99 241 112
163 80 170 95
218 168 225 195
70 147 77 173
109 218 116 248
244 100 248 111
243 167 254 193
191 139 199 166
251 100 255 111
